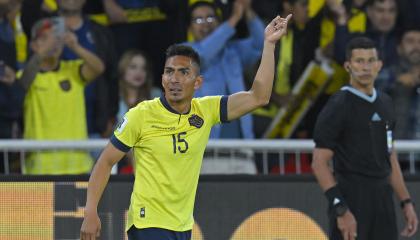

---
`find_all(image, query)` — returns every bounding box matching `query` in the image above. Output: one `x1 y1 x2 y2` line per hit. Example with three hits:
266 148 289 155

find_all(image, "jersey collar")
159 96 191 115
341 86 377 103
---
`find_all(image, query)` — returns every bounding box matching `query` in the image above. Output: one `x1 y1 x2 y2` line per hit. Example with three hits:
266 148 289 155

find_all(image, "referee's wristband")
325 186 349 217
400 198 414 209
325 186 345 205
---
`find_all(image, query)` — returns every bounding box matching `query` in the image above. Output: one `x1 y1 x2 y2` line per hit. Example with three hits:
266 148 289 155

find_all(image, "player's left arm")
389 149 418 237
227 14 292 121
64 31 105 82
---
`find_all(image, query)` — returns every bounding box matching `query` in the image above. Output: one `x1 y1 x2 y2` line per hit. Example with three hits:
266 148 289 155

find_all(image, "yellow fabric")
89 7 166 26
19 60 92 174
116 96 222 232
12 13 27 68
320 8 367 48
43 0 57 11
275 31 293 95
324 61 349 94
189 0 213 5
309 0 325 18
265 62 331 138
253 31 293 118
252 103 279 118
88 14 110 26
319 8 366 95
254 7 366 119
348 8 367 32
320 17 336 48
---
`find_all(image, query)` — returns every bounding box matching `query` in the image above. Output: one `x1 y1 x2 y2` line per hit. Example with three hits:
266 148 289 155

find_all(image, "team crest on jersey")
59 79 71 92
188 114 204 128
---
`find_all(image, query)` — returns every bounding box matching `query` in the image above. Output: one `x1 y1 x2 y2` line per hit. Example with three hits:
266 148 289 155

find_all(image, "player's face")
162 55 202 103
124 55 148 88
346 48 382 89
190 6 219 41
398 31 420 65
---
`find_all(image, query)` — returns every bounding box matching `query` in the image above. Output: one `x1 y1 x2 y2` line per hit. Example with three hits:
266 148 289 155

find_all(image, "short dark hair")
165 44 201 70
345 37 378 60
188 1 220 23
397 24 420 44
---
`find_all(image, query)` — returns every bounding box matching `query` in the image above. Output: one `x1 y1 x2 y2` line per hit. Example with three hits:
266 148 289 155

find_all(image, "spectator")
57 0 119 139
186 0 265 139
253 0 344 139
160 0 245 45
117 49 159 122
116 49 158 174
334 0 399 91
388 27 420 140
0 0 25 173
17 18 104 174
387 26 420 171
102 0 171 89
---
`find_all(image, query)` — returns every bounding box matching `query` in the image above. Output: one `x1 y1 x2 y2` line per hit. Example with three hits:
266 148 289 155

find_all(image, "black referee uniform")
314 86 398 240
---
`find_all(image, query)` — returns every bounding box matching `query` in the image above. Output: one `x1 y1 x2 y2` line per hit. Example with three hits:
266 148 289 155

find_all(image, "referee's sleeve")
313 94 346 149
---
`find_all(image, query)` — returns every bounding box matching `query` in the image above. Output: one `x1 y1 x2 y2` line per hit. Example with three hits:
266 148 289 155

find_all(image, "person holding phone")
17 17 105 174
57 0 119 140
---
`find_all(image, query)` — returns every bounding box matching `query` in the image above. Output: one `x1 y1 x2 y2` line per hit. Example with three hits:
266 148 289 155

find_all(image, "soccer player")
312 37 418 240
80 14 292 240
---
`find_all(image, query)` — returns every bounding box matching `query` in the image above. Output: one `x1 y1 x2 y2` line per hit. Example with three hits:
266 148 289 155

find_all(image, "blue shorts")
127 227 192 240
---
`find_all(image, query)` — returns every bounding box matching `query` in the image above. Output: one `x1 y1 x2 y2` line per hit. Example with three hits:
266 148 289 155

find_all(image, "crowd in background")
0 0 419 174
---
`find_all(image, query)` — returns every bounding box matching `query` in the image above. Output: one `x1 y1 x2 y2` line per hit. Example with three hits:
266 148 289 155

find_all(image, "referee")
312 37 418 240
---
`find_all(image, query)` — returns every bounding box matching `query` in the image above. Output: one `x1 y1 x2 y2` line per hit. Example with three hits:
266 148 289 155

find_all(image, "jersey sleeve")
198 95 228 126
313 93 346 150
110 106 143 152
66 59 86 86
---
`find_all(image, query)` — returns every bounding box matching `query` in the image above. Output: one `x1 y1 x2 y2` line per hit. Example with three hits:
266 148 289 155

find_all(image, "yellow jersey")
112 96 227 231
20 60 93 174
